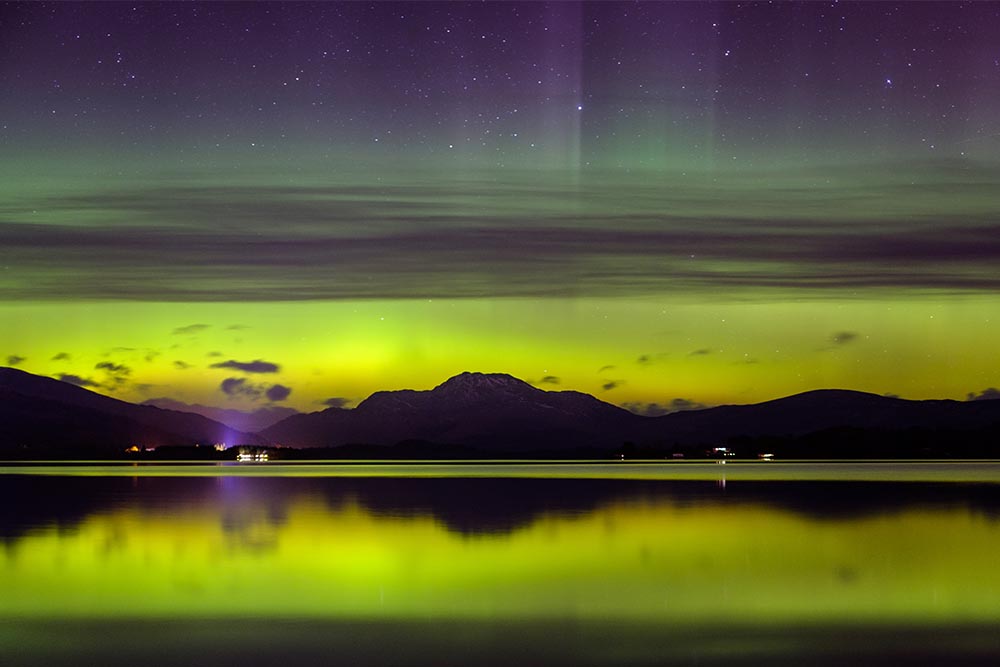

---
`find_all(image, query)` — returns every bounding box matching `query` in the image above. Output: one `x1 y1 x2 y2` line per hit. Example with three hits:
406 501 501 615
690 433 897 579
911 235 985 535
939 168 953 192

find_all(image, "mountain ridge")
0 367 260 451
141 397 298 433
3 367 1000 456
268 371 636 449
262 372 1000 453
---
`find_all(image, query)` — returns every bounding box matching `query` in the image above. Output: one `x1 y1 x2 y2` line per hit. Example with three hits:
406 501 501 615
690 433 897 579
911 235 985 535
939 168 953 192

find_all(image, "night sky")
2 1 1000 414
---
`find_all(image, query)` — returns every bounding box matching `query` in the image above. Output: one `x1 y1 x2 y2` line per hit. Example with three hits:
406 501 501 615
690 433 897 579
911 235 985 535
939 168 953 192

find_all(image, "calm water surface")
3 461 1000 665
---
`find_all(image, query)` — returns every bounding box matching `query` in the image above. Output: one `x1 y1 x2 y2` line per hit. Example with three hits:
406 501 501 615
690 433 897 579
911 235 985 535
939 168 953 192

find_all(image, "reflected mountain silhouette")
3 474 1000 544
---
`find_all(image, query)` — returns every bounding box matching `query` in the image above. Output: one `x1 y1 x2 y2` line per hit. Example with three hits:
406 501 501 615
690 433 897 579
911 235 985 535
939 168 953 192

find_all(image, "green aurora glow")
2 3 999 413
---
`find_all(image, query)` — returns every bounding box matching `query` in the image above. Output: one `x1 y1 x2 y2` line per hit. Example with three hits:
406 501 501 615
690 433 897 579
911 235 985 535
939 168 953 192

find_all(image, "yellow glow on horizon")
1 295 998 411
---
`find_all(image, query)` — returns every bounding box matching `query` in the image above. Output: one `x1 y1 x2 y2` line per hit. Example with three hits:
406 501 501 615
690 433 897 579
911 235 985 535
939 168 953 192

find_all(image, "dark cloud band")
4 166 1000 301
210 359 281 374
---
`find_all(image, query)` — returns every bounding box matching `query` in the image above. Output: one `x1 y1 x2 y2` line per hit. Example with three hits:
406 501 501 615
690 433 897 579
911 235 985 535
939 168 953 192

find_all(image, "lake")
3 461 1000 665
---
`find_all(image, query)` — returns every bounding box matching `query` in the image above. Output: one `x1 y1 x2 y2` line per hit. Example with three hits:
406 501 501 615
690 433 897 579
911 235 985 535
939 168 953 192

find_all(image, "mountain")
4 366 1000 457
263 371 638 450
0 367 260 453
142 397 298 433
263 375 1000 455
648 389 1000 441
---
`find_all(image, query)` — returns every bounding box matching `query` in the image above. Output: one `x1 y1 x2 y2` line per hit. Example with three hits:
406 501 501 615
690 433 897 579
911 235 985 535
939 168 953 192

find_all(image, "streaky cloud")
832 331 860 345
95 361 130 375
5 165 1000 301
622 398 708 416
322 397 351 409
210 359 281 373
172 323 210 335
57 373 100 388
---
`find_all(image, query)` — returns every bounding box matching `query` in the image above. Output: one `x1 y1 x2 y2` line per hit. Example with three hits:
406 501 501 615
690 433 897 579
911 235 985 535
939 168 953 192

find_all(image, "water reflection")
3 473 1000 627
4 471 1000 665
4 474 1000 541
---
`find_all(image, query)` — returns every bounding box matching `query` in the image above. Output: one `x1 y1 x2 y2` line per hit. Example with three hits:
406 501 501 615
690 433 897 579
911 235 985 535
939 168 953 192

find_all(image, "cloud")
99 347 157 363
206 351 223 357
7 164 1000 302
831 331 859 345
266 384 292 402
94 361 131 387
220 377 291 403
173 324 210 335
621 402 670 417
622 398 708 416
6 355 26 366
174 360 192 370
210 359 280 373
689 348 712 356
968 387 1000 401
226 324 249 330
95 361 130 375
220 377 261 398
668 397 707 412
636 353 668 366
322 397 351 409
538 375 561 385
51 352 71 361
598 365 616 373
57 373 100 388
601 380 624 392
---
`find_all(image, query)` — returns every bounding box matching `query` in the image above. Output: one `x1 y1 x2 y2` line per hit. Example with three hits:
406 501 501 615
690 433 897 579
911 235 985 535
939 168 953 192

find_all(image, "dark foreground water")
3 461 1000 665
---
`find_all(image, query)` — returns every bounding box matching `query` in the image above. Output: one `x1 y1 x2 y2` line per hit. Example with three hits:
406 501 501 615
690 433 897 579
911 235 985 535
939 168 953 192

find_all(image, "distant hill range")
262 372 1000 457
0 367 260 455
141 397 298 433
2 367 1000 458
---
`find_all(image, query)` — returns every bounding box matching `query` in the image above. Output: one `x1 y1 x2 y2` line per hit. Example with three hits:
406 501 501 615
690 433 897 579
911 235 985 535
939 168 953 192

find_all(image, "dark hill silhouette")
263 372 637 449
647 389 1000 443
263 373 1000 453
4 366 1000 457
0 367 259 453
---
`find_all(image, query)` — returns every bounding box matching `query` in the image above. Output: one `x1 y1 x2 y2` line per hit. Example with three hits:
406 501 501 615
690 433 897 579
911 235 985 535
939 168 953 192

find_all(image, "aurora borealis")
2 2 1000 413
